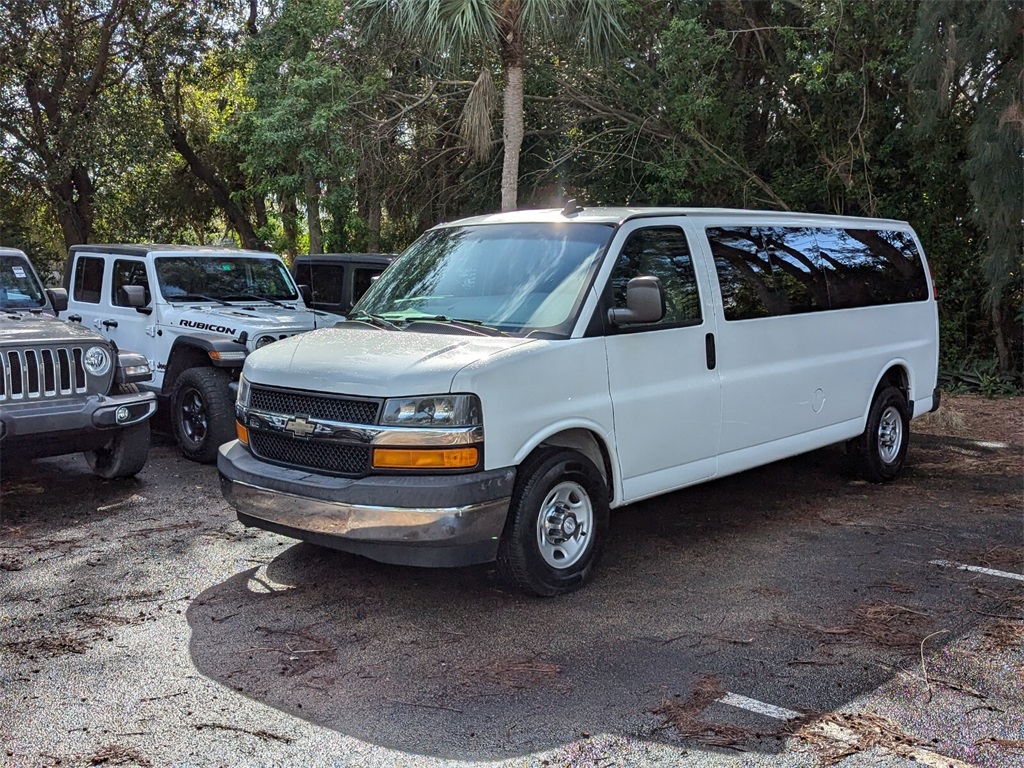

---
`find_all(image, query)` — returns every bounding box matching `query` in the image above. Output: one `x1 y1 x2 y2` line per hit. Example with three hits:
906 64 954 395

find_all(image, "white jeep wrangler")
63 245 338 462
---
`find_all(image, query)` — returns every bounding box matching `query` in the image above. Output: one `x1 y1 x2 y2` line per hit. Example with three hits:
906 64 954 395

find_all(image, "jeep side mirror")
121 284 147 308
607 276 665 325
298 284 312 304
47 287 68 314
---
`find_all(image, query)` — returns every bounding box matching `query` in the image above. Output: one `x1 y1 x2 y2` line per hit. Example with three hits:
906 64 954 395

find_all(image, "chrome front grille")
246 385 383 477
0 347 88 401
249 386 380 424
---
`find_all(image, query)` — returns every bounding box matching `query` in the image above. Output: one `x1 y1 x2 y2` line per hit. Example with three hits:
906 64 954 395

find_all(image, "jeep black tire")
496 449 609 597
171 367 235 464
85 385 150 479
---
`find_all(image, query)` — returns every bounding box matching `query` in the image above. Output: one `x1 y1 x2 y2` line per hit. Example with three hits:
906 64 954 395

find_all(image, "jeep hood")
0 311 105 345
166 304 339 334
242 325 536 397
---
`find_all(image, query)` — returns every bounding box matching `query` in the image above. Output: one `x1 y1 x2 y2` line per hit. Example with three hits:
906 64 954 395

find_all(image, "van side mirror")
47 287 68 314
298 284 312 304
607 276 665 325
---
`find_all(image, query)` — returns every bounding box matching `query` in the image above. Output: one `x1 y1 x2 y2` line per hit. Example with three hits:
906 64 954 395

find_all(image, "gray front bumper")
218 440 515 567
0 389 156 439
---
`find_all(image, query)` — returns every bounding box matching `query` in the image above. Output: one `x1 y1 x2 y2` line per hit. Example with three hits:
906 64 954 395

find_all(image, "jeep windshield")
154 256 299 303
353 222 613 338
0 254 47 310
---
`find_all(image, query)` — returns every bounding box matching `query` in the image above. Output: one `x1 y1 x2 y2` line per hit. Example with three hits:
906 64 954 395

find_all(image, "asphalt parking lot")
1 394 1021 767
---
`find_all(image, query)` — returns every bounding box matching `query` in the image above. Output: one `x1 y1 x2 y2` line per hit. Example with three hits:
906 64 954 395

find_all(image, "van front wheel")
851 386 910 483
497 449 609 597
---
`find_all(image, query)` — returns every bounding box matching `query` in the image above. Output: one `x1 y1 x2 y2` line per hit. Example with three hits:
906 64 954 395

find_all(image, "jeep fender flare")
161 334 246 395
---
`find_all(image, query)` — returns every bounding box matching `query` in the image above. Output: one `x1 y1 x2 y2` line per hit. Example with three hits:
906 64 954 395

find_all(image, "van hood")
242 325 536 397
0 311 104 346
163 303 340 337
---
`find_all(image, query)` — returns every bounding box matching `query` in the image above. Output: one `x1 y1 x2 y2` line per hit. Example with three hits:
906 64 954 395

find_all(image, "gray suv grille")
0 347 88 401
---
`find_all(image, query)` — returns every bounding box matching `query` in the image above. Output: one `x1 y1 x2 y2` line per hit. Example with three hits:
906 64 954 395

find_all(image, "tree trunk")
500 64 524 211
367 199 382 253
305 172 323 255
281 195 298 261
991 293 1012 373
52 166 95 247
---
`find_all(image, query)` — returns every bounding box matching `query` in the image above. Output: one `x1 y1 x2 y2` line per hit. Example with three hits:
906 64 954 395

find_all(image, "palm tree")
357 0 624 211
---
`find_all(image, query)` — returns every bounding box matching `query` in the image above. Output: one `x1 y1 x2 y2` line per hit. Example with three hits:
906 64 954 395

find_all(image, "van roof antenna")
560 199 583 216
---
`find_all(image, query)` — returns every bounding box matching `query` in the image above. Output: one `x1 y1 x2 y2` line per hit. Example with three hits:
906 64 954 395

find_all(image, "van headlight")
237 373 251 407
83 346 112 377
380 394 481 427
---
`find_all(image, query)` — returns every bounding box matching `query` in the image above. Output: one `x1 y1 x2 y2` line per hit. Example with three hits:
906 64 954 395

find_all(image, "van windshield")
354 222 613 338
0 254 47 310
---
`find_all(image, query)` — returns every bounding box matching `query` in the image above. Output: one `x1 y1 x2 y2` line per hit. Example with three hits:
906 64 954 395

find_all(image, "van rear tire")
497 449 609 597
850 386 910 483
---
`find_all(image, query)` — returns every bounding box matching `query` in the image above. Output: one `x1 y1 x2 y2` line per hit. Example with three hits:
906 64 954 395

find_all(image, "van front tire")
497 449 609 597
851 386 910 483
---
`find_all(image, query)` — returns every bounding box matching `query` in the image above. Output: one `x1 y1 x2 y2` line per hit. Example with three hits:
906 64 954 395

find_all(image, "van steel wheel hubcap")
181 389 208 444
877 405 902 463
536 481 592 569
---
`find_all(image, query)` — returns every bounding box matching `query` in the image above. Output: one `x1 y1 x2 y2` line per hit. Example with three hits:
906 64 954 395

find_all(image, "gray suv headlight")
83 346 112 377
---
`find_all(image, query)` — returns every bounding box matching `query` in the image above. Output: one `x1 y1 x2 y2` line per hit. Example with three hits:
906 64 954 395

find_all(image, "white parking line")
930 559 1024 582
717 691 975 768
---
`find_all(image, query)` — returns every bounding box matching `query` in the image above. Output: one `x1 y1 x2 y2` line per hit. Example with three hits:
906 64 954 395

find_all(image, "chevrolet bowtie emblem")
283 416 317 437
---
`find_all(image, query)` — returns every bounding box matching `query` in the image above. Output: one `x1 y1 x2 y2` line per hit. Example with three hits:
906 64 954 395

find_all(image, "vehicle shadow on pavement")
184 442 1023 761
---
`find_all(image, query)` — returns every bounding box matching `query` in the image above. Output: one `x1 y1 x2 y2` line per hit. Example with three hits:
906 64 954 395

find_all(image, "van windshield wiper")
348 310 403 331
422 315 509 336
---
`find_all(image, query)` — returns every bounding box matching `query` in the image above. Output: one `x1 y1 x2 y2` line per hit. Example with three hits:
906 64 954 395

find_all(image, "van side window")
762 227 830 314
815 228 929 308
610 227 701 328
73 256 105 304
112 259 151 306
706 227 775 320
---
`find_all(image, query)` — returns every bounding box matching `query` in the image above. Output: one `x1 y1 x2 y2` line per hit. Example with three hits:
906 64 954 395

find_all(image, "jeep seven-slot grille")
250 430 371 476
249 386 380 424
0 347 88 401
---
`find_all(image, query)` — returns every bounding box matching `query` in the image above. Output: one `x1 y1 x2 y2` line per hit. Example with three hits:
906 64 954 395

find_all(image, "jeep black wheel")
85 385 150 479
496 449 609 597
171 367 235 463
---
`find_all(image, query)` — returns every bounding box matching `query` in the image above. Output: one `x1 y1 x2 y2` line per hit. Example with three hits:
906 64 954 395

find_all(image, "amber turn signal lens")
372 447 478 469
236 421 249 444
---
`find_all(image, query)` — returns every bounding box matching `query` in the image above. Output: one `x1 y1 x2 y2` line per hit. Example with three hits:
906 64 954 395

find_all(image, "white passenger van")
219 205 940 596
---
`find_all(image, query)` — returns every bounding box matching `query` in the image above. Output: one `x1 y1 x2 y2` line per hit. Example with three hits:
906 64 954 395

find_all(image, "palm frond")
459 66 498 161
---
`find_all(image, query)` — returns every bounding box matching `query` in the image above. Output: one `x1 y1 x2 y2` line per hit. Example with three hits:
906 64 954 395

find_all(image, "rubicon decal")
179 319 237 335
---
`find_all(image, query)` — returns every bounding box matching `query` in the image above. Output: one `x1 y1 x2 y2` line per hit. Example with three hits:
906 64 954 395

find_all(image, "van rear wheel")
851 386 910 483
497 449 609 597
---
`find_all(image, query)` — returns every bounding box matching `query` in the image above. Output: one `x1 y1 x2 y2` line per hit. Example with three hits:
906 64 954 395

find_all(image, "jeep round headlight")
83 346 112 377
380 394 481 427
254 334 276 350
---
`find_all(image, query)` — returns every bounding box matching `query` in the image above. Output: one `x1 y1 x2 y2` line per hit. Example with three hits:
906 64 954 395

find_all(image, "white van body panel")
246 327 536 398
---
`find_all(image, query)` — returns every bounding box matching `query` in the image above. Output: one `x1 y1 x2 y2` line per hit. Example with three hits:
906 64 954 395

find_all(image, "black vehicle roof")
291 252 396 266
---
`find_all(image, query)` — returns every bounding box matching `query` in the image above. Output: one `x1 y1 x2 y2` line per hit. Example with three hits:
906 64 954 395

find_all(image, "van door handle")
705 332 716 370
102 319 118 329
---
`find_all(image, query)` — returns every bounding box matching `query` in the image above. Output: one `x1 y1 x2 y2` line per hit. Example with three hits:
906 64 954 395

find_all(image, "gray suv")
0 247 156 478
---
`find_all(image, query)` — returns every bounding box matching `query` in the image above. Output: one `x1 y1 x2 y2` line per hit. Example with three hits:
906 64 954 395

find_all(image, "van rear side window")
707 226 929 320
